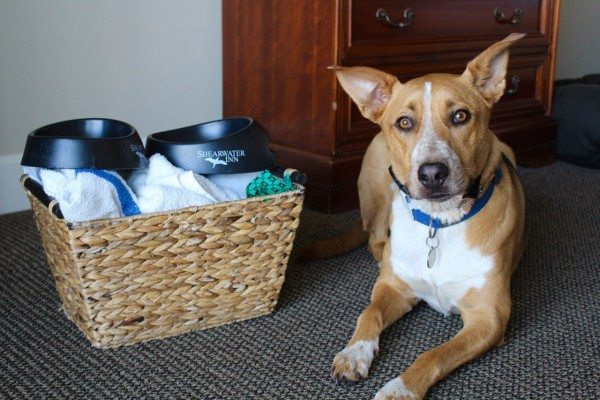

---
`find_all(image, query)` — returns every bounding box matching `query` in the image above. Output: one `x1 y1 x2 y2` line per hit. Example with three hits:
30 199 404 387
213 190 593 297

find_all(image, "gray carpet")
1 161 599 399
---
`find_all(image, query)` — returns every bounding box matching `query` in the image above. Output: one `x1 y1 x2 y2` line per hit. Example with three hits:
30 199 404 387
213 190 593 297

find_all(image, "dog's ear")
462 33 526 105
328 66 398 123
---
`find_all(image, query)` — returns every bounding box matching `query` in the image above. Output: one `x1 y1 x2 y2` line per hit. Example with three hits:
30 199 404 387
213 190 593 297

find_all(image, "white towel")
25 155 244 222
35 168 140 223
208 171 261 199
128 154 239 214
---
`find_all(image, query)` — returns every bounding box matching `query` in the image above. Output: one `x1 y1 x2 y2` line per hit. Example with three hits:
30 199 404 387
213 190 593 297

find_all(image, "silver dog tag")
427 247 436 269
426 221 439 269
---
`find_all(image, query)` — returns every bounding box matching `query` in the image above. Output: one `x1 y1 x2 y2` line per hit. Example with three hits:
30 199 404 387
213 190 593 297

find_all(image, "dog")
302 33 526 399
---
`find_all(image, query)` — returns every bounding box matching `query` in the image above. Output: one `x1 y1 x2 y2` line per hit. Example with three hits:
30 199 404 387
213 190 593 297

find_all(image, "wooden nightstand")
223 0 560 212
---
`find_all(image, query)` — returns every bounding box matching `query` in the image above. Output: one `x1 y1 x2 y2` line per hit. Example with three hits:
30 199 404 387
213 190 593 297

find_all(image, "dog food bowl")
145 117 277 174
21 118 148 170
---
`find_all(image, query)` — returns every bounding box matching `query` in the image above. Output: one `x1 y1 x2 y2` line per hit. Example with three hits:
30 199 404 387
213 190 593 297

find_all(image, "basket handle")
20 175 64 219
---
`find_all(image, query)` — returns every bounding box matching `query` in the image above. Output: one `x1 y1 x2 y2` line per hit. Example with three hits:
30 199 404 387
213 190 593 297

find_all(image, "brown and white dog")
305 34 526 399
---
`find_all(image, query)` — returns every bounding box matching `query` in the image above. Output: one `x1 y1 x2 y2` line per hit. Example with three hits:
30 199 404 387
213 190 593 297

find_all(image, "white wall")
555 0 600 79
0 0 222 214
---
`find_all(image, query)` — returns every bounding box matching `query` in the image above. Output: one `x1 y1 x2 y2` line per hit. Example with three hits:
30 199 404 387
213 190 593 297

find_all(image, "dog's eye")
451 109 471 125
395 117 413 131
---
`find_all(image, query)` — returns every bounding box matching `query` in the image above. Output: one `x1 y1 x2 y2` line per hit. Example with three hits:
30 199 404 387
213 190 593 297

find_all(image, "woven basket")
22 175 304 348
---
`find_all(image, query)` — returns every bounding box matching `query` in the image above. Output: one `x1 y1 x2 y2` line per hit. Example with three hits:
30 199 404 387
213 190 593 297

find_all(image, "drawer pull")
504 76 520 95
375 8 413 28
494 7 524 24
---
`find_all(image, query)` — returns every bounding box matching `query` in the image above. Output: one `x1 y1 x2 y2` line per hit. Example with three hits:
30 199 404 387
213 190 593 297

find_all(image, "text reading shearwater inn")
197 150 245 163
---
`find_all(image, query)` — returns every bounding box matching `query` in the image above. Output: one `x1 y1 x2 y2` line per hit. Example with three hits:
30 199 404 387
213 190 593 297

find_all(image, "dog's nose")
418 162 449 189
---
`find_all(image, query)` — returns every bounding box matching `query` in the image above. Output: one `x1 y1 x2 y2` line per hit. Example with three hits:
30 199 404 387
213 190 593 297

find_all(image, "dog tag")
426 224 439 269
427 247 436 269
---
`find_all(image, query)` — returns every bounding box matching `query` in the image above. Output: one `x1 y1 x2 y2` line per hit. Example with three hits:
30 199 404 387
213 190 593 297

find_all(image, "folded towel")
208 171 261 199
35 168 140 222
25 154 244 222
128 154 239 214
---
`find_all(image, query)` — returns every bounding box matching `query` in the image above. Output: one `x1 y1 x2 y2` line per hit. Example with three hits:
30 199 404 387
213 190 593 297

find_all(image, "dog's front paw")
373 377 418 400
331 340 378 384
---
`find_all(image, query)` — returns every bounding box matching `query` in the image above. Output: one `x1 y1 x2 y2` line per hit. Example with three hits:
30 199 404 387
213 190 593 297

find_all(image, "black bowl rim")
28 118 138 140
21 117 148 170
147 116 257 144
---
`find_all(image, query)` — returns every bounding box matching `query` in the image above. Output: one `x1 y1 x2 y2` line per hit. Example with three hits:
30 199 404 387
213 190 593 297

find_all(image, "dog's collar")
388 164 503 229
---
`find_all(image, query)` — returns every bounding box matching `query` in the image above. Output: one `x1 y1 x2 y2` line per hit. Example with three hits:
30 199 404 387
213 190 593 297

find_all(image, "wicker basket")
22 175 304 348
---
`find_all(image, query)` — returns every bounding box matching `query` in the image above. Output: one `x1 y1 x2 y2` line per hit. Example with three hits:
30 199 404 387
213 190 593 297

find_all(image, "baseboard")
0 153 30 215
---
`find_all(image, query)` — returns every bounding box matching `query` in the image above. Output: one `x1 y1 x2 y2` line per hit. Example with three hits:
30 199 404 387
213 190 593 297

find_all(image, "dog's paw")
331 340 378 384
373 377 417 400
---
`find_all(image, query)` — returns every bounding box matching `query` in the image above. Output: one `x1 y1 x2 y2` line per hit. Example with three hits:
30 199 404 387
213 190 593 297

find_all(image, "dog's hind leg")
358 132 393 262
331 252 417 384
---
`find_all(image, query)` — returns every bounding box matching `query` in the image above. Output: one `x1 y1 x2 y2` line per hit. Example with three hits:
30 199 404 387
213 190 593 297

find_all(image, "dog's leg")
332 257 416 383
374 288 510 400
361 194 390 263
358 132 392 262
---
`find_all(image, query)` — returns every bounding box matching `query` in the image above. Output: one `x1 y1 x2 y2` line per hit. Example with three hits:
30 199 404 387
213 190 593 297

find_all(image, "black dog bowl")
21 118 148 170
146 117 277 174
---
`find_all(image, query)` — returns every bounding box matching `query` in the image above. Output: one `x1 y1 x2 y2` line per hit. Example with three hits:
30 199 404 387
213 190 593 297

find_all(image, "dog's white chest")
389 195 494 315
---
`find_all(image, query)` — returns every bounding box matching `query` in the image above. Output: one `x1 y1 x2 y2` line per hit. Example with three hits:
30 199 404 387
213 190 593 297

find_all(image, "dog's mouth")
418 187 465 203
423 192 454 203
424 192 453 203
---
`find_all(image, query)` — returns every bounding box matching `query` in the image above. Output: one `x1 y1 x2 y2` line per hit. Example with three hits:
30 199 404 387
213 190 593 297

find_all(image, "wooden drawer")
499 65 537 103
346 0 543 58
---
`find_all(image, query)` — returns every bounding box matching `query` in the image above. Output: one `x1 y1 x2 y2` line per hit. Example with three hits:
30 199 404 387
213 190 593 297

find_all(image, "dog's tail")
296 219 368 262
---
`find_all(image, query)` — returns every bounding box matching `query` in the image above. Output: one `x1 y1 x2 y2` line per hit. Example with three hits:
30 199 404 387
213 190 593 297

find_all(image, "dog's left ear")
328 65 398 123
462 33 526 105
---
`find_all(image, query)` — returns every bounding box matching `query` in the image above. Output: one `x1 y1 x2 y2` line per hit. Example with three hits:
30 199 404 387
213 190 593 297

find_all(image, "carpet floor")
0 161 599 399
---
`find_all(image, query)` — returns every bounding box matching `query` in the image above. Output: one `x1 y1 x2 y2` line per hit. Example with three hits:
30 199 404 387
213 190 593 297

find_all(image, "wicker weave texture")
25 185 304 348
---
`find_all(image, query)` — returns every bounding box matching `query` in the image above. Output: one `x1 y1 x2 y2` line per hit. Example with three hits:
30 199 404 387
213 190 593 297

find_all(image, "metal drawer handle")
505 76 520 95
376 8 413 28
494 7 524 24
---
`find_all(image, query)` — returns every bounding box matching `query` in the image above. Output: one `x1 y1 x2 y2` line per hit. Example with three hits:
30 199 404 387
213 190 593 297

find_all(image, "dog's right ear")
328 66 398 123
